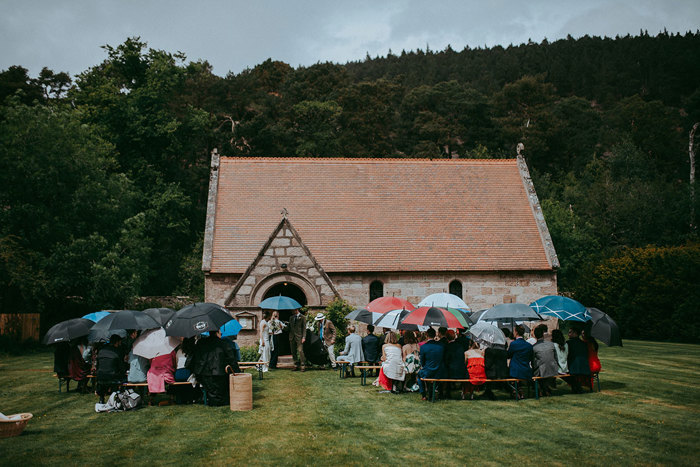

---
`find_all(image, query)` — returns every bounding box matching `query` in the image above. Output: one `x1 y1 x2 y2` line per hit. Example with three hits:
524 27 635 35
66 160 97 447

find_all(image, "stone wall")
206 269 557 346
329 271 557 310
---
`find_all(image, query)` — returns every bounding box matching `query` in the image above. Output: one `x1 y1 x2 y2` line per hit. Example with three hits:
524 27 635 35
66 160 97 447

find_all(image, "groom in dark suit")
289 308 307 371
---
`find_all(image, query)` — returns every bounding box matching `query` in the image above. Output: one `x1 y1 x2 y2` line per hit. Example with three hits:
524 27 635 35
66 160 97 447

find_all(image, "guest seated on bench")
582 327 601 389
483 339 509 401
376 332 405 393
402 331 421 391
551 329 569 375
186 330 239 406
507 325 533 399
96 335 128 403
147 350 177 403
444 330 467 399
337 325 364 377
417 328 446 401
566 325 591 394
465 340 486 400
362 325 381 376
128 349 149 383
532 324 558 397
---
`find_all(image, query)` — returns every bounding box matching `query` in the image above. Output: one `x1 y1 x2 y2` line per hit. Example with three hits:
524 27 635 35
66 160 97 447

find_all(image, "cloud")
0 0 698 77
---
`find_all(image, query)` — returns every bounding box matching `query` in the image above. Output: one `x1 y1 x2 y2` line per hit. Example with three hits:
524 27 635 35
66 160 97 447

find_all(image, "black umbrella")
344 308 381 325
142 307 176 327
586 307 622 347
88 310 160 343
43 318 95 345
165 302 234 338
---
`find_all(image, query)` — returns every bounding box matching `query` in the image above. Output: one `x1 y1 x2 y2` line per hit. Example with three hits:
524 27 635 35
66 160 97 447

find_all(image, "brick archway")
250 271 321 307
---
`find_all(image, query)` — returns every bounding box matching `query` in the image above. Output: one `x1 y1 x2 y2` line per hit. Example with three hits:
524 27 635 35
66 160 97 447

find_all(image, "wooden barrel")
229 373 252 411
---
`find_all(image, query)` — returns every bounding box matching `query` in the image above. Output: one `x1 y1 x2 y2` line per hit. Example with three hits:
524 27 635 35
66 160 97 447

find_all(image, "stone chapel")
202 153 559 345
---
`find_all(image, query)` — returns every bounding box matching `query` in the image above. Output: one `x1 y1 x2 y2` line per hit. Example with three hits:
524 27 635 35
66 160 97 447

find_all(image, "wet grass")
1 340 699 465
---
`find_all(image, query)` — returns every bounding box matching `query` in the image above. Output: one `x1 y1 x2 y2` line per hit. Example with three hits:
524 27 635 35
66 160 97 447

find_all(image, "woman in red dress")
582 328 601 389
464 340 486 400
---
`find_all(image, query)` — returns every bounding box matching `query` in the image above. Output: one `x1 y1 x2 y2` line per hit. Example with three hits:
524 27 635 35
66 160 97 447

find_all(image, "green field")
1 340 698 466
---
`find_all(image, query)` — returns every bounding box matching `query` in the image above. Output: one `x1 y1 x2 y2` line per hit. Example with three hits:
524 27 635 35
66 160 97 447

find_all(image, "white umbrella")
132 328 180 359
417 293 470 310
373 309 413 330
467 322 506 347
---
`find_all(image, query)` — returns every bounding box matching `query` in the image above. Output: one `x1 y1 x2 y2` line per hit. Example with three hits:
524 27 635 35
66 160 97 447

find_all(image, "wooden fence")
0 313 41 341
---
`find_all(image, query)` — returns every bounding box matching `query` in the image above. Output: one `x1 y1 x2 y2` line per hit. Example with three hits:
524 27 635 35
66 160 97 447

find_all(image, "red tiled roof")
210 158 554 273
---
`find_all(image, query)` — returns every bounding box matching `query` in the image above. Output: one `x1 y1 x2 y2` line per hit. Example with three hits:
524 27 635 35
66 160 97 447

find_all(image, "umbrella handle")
225 365 234 374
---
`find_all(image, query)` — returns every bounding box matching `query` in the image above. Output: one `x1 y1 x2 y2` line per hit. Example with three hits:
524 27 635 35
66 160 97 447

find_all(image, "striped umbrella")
373 308 418 330
401 306 465 329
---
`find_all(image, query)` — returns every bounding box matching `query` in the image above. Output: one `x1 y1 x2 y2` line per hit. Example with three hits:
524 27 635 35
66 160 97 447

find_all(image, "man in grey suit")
289 308 307 371
337 325 365 377
531 324 558 396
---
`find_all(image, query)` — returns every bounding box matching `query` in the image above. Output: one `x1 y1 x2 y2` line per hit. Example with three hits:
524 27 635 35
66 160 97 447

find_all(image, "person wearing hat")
315 313 337 369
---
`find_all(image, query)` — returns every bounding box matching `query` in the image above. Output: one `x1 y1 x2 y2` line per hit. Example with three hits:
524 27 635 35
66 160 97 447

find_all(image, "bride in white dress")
259 310 272 372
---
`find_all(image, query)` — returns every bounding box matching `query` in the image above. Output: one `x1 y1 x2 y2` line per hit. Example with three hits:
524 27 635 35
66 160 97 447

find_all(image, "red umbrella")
366 297 416 314
401 306 464 329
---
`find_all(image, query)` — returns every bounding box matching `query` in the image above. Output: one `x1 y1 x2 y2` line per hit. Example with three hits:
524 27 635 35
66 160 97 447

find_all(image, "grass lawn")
1 340 699 466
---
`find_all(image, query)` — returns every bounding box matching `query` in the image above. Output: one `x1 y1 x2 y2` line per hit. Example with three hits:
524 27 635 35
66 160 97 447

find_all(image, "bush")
575 243 700 342
324 297 352 354
239 344 259 362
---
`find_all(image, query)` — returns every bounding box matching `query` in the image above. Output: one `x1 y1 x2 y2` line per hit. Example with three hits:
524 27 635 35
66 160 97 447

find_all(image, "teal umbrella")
258 296 302 310
530 296 591 322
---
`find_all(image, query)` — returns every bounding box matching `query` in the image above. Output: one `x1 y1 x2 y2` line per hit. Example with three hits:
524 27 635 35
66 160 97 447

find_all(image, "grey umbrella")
88 310 160 343
43 318 95 345
477 303 542 322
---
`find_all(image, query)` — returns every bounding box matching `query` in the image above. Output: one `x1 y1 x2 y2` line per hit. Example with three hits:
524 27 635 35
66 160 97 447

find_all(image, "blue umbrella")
82 311 112 322
258 295 302 310
220 319 243 337
530 296 591 322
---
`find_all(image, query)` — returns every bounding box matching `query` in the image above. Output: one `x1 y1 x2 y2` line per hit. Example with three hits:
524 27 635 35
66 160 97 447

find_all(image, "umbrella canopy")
132 328 180 359
417 293 470 310
373 308 418 330
467 310 486 325
165 302 234 338
88 310 160 343
530 295 591 322
220 319 243 337
401 306 465 329
258 295 302 310
81 311 113 322
43 318 95 345
444 308 471 327
478 303 542 323
587 308 622 347
467 322 506 347
142 308 176 327
365 297 415 314
345 308 382 325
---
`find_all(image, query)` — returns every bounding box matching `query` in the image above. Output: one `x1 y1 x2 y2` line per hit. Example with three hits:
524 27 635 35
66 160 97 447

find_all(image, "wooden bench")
353 365 382 386
53 374 95 393
238 361 265 380
420 378 526 402
120 381 193 405
532 371 601 399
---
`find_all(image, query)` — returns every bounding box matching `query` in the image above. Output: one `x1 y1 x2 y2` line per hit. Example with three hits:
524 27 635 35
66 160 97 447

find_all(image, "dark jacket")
418 340 447 379
187 335 238 376
96 344 127 383
484 345 509 379
507 338 534 380
362 334 381 362
445 341 467 379
567 338 591 376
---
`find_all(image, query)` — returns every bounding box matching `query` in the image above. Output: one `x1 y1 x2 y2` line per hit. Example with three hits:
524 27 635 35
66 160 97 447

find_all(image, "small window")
369 280 384 302
449 280 463 299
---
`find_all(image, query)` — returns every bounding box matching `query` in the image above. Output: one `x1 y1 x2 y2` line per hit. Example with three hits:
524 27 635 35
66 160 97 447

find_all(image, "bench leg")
361 369 366 386
431 382 437 403
596 373 600 392
534 380 539 400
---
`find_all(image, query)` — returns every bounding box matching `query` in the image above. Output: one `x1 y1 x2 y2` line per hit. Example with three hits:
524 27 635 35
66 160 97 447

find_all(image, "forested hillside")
1 32 698 339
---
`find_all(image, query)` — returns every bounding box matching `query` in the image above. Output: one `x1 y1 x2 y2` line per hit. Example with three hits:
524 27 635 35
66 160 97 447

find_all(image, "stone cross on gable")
281 207 288 219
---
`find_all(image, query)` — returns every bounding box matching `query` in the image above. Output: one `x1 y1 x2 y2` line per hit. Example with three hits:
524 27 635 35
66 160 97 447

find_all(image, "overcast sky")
2 0 699 78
